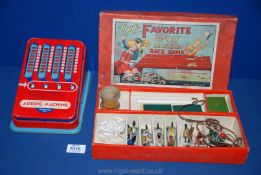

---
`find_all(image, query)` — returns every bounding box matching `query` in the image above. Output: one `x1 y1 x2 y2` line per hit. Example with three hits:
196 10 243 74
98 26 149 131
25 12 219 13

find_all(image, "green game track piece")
143 104 172 111
172 105 202 112
206 97 229 112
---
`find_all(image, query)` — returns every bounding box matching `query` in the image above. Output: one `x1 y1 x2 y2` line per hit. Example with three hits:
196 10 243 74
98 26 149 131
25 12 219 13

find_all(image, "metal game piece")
155 123 164 146
167 122 176 146
183 123 195 146
127 120 138 145
141 124 153 146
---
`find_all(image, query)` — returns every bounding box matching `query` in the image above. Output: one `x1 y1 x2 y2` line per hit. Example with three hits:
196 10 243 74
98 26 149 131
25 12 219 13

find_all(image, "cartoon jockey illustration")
121 36 149 62
115 40 140 76
184 37 208 57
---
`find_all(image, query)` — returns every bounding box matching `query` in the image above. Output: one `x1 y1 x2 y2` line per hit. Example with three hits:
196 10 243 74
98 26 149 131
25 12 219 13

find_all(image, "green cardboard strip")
143 104 172 111
143 104 203 112
172 105 202 112
206 97 229 112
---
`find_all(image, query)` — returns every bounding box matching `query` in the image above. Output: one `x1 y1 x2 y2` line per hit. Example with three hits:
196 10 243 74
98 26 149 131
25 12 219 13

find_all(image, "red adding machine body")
12 38 86 129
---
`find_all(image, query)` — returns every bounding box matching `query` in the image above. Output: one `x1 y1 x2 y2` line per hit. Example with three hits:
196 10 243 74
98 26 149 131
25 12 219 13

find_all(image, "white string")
97 118 126 142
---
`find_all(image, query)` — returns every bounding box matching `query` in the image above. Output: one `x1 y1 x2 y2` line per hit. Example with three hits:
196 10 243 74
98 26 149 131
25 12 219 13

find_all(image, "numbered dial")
51 45 63 80
64 46 76 81
24 43 38 80
38 44 50 80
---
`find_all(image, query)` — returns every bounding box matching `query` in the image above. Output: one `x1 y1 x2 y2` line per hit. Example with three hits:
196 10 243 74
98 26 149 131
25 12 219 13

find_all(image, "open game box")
92 11 249 163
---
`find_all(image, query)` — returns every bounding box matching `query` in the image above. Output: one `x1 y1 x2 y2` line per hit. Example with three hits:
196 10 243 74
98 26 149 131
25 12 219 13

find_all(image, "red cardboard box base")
93 144 248 164
92 11 249 163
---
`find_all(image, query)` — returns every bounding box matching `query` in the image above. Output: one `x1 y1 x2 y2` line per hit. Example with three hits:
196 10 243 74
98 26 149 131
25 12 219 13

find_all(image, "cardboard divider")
96 87 236 114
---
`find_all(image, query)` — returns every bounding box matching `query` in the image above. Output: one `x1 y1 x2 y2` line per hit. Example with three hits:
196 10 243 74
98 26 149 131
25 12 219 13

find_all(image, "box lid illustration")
98 11 237 90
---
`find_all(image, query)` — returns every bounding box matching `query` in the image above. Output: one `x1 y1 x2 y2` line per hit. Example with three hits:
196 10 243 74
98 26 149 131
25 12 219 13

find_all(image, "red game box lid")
98 11 237 91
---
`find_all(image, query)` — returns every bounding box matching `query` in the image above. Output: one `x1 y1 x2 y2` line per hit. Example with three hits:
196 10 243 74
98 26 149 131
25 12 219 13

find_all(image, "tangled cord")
177 98 242 147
